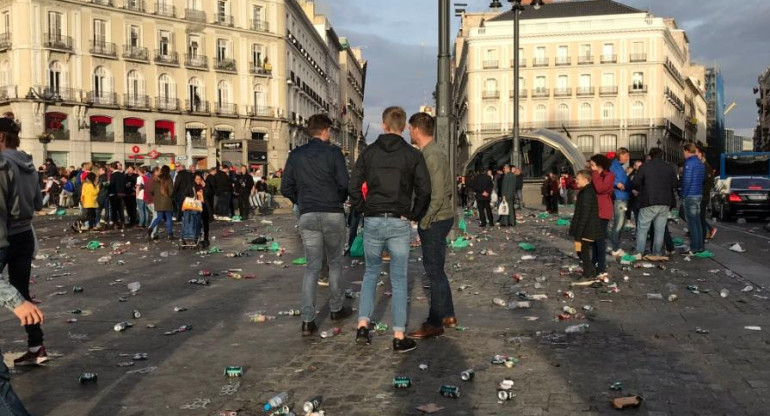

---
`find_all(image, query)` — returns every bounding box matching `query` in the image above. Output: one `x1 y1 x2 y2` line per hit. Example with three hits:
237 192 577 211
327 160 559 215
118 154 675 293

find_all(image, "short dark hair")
576 169 593 183
590 154 612 170
616 148 630 158
408 112 435 136
307 114 333 137
648 147 664 159
683 143 698 153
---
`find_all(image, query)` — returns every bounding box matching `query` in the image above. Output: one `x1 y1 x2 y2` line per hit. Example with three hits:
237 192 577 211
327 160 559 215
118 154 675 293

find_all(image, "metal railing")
124 94 150 108
629 85 648 93
554 87 572 97
630 53 647 62
600 54 617 63
154 50 179 66
91 132 115 142
86 91 119 106
0 33 10 51
250 19 269 32
191 138 207 148
32 85 81 102
555 56 571 66
185 99 210 114
214 58 237 72
184 54 208 69
0 86 17 101
215 102 238 116
155 96 179 111
90 0 113 5
532 57 549 67
509 89 527 98
576 87 595 96
531 88 550 98
213 14 234 26
90 40 117 57
510 58 527 68
249 63 272 76
124 132 146 144
122 45 149 61
155 135 176 146
46 129 70 141
184 8 206 22
154 2 175 17
578 55 593 65
125 0 145 12
482 90 500 99
247 106 274 117
599 86 618 95
43 33 73 51
482 60 499 69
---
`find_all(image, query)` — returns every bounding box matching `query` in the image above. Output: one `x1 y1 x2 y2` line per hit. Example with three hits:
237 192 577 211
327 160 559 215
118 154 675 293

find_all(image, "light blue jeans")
609 200 628 251
357 217 411 333
683 196 704 252
137 199 149 227
298 212 346 323
635 205 669 256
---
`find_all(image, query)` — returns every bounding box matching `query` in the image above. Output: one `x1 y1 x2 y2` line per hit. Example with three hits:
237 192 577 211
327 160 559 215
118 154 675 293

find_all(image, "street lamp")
489 0 543 167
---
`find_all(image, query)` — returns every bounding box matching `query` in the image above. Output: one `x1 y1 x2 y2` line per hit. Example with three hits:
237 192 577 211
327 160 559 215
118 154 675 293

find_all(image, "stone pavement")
1 209 769 415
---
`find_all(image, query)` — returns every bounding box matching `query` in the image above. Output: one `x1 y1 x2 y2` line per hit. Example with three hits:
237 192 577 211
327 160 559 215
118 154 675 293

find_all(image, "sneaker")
330 306 354 321
611 249 625 257
355 326 371 345
317 276 329 287
14 346 48 366
392 337 417 353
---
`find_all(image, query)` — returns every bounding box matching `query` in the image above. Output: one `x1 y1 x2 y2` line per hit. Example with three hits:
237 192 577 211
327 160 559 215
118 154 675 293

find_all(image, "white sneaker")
611 249 625 257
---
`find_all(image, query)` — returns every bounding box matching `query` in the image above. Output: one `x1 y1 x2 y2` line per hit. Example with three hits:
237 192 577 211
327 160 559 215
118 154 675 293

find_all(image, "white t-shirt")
136 175 145 200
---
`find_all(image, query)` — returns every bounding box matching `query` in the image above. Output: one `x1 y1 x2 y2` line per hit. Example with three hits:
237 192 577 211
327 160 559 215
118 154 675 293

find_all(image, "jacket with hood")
2 149 42 236
349 134 431 221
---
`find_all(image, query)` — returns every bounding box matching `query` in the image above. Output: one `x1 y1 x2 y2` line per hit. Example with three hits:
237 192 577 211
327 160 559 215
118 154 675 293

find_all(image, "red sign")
131 146 140 154
128 155 145 160
148 150 160 159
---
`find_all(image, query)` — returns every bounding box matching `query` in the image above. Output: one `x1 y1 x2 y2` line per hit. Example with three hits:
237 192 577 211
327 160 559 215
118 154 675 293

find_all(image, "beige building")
339 37 367 165
454 0 707 174
0 0 365 173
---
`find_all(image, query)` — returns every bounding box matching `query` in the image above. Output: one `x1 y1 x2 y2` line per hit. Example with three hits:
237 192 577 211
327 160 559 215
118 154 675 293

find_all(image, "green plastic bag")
248 244 267 252
556 219 571 226
450 237 469 249
292 257 307 265
56 209 67 216
458 217 467 234
268 242 280 252
208 246 222 254
518 242 536 252
231 215 242 222
620 254 638 264
350 234 365 257
672 238 685 246
538 212 550 219
694 250 714 258
86 241 101 250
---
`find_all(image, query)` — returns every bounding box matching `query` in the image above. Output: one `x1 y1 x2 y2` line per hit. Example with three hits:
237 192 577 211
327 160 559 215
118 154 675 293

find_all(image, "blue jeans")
0 249 32 416
609 200 628 251
357 217 411 333
149 211 174 237
635 205 669 256
418 218 455 327
137 199 149 227
684 196 704 252
298 212 346 323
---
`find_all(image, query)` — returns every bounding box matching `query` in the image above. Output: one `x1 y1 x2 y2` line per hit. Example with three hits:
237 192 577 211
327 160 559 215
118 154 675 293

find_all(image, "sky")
317 0 770 142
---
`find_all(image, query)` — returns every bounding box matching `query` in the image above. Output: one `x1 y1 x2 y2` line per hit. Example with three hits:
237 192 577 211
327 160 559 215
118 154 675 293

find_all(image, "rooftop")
488 0 643 21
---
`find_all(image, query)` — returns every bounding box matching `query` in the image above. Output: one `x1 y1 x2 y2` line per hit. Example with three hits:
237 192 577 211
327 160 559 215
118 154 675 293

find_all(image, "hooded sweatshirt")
2 149 43 236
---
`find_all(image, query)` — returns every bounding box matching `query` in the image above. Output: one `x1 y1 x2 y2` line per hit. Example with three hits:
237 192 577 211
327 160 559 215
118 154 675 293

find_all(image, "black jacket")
235 173 254 197
633 158 678 208
125 173 137 197
173 170 195 198
282 138 349 215
473 174 493 201
570 185 604 241
349 134 431 220
108 171 126 196
204 174 217 198
213 171 232 195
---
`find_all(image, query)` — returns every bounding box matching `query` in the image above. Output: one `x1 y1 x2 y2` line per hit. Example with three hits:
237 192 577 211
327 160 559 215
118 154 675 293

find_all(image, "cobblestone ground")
2 208 770 415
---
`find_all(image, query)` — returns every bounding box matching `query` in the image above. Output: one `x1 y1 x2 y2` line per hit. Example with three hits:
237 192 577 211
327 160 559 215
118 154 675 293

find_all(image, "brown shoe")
442 316 458 328
407 324 444 339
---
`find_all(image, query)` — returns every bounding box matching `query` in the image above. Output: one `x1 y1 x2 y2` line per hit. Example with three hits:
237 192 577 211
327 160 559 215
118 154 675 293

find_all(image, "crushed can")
497 390 516 401
132 309 141 319
439 385 460 398
79 373 98 384
224 366 244 377
302 396 323 413
174 306 188 312
198 270 212 277
113 321 133 332
71 309 82 315
73 286 84 293
393 376 412 388
460 369 475 381
320 328 341 339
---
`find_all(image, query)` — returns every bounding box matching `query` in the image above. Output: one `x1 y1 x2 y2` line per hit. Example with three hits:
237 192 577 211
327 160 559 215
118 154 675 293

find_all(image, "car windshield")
732 178 770 190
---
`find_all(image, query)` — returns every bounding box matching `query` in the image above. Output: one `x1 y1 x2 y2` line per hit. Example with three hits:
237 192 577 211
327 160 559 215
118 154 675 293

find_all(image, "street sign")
131 146 140 154
176 156 188 161
148 150 160 159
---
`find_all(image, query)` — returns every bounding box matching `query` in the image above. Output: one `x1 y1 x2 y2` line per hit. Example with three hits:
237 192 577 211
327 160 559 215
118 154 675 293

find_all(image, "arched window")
93 66 111 96
188 77 203 111
485 78 498 92
483 106 498 130
577 135 594 154
631 101 645 124
217 80 230 105
557 103 569 123
534 104 547 127
601 102 615 125
158 74 174 99
48 61 65 92
579 103 592 125
126 70 144 96
599 134 617 152
253 84 266 109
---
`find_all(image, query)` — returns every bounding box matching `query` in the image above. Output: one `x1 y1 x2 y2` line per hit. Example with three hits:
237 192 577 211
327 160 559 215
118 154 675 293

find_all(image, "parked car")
711 176 770 220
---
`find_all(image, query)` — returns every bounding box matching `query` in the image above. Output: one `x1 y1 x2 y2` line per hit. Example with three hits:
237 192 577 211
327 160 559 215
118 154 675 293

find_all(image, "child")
569 170 605 279
80 172 99 231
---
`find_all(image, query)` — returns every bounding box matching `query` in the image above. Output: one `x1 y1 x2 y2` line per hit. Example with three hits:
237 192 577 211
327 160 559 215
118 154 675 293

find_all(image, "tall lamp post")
489 0 543 167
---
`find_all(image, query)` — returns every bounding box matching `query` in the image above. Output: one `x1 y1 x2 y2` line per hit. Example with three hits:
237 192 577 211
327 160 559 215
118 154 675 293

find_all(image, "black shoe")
168 235 175 241
355 326 371 345
330 306 353 321
301 321 317 337
200 240 210 249
392 337 417 353
146 227 153 242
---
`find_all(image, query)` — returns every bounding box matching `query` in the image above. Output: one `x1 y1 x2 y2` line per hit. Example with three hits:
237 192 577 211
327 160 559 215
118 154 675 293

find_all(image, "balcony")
43 33 73 51
578 55 594 65
184 54 208 69
630 53 647 63
184 8 206 23
86 91 119 106
576 87 595 96
482 90 500 99
215 102 238 116
122 45 149 62
185 99 210 114
214 58 237 73
90 40 117 58
0 33 10 52
532 57 549 67
250 19 269 32
90 0 113 5
599 86 618 96
510 58 527 68
555 56 571 66
213 14 234 27
154 50 179 66
124 95 150 109
124 132 146 144
30 85 81 102
47 129 70 141
629 85 648 94
91 132 114 143
155 135 176 146
480 123 503 132
124 0 145 12
248 106 275 117
554 87 572 97
249 63 272 77
509 89 527 98
482 60 499 69
600 54 617 64
531 88 550 98
155 97 180 112
0 86 17 102
154 2 175 17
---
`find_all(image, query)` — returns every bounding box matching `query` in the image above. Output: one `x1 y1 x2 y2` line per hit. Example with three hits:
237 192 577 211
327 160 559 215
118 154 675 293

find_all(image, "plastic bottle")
302 396 323 413
565 324 589 334
493 298 507 307
508 301 531 309
646 293 664 300
720 289 729 298
264 392 289 411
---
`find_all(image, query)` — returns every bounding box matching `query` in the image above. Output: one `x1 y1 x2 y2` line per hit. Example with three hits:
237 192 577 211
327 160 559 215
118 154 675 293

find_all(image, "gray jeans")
298 212 346 323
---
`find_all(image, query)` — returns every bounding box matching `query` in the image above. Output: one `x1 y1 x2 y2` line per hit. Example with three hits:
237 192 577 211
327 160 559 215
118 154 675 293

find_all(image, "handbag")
498 199 509 216
182 196 203 212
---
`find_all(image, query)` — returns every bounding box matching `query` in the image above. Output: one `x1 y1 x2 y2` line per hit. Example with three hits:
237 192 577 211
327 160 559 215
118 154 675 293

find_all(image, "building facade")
756 67 770 151
0 0 364 173
705 66 726 165
453 0 707 175
339 38 367 165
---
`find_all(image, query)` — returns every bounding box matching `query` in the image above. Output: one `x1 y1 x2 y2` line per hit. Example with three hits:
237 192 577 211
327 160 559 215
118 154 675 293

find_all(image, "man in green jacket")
406 112 457 338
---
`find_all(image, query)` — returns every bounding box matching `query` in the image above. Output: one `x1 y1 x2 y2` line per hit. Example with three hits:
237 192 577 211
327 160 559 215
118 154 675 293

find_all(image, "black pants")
6 231 44 347
109 195 125 226
546 195 559 213
124 196 137 226
578 239 597 279
202 205 210 241
238 195 251 221
477 199 493 227
85 208 97 228
172 194 183 221
418 218 456 326
347 209 361 250
204 194 214 221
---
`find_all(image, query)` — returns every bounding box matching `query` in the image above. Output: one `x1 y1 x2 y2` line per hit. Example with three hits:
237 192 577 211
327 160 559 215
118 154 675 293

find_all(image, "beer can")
490 354 509 365
460 369 475 381
302 396 323 413
393 376 412 388
132 309 141 319
113 321 132 332
73 286 84 293
497 390 516 401
224 366 244 378
439 385 460 398
79 372 98 383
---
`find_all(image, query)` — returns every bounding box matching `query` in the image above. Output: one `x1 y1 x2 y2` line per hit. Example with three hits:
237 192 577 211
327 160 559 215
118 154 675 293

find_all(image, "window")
128 25 140 47
484 78 498 91
632 72 644 89
48 12 62 36
0 60 10 87
557 46 568 59
601 102 615 122
534 105 547 127
485 49 497 60
602 73 615 87
93 66 111 96
579 44 591 57
577 135 594 153
254 84 265 108
218 0 227 17
534 76 546 92
580 74 591 88
48 61 63 92
127 70 144 97
217 80 230 105
484 106 498 123
159 74 174 99
188 77 203 110
629 134 646 152
252 44 263 66
632 42 644 54
599 134 617 152
217 39 228 61
2 12 9 34
252 5 263 22
93 19 107 43
631 101 645 121
535 47 546 59
579 103 592 121
557 104 569 122
557 75 568 89
602 43 614 57
159 30 171 55
188 35 201 57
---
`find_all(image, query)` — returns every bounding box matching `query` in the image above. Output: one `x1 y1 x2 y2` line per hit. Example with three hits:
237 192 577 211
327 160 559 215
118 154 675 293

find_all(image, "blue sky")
318 0 769 141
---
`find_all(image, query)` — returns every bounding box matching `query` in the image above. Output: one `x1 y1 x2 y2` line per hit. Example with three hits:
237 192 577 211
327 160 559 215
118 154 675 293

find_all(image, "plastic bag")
268 242 280 252
518 242 536 252
350 234 365 257
556 218 571 226
538 212 550 219
694 250 714 258
86 241 101 250
292 257 308 265
498 200 509 216
450 237 469 249
182 197 203 212
458 217 467 234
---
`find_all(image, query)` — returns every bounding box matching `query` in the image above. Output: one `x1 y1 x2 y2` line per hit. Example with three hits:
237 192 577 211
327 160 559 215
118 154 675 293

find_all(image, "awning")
156 120 175 136
185 122 206 130
124 118 145 128
90 115 112 124
214 124 234 132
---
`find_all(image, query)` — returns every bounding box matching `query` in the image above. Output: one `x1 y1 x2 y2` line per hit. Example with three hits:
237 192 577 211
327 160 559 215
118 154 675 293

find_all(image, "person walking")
473 169 494 227
204 167 217 220
499 165 517 226
681 143 705 254
96 165 110 229
405 112 456 339
349 106 431 353
172 164 195 222
570 170 604 280
696 143 717 240
589 154 614 276
281 114 352 337
213 164 233 219
632 148 678 261
235 165 255 221
608 149 631 256
147 165 174 241
0 118 48 366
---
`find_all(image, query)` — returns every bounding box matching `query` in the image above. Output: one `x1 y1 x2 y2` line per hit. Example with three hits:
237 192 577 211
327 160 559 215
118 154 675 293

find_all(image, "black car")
711 176 770 220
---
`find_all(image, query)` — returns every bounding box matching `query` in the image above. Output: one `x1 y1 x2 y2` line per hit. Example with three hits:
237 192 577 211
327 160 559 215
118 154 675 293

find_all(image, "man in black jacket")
632 147 678 261
282 114 352 337
108 162 126 229
124 165 138 227
235 165 254 220
213 164 233 219
172 164 195 221
473 169 494 227
349 106 431 353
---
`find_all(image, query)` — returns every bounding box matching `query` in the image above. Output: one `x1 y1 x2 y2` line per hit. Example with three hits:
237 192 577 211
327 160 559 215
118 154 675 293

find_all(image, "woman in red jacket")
589 154 615 276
